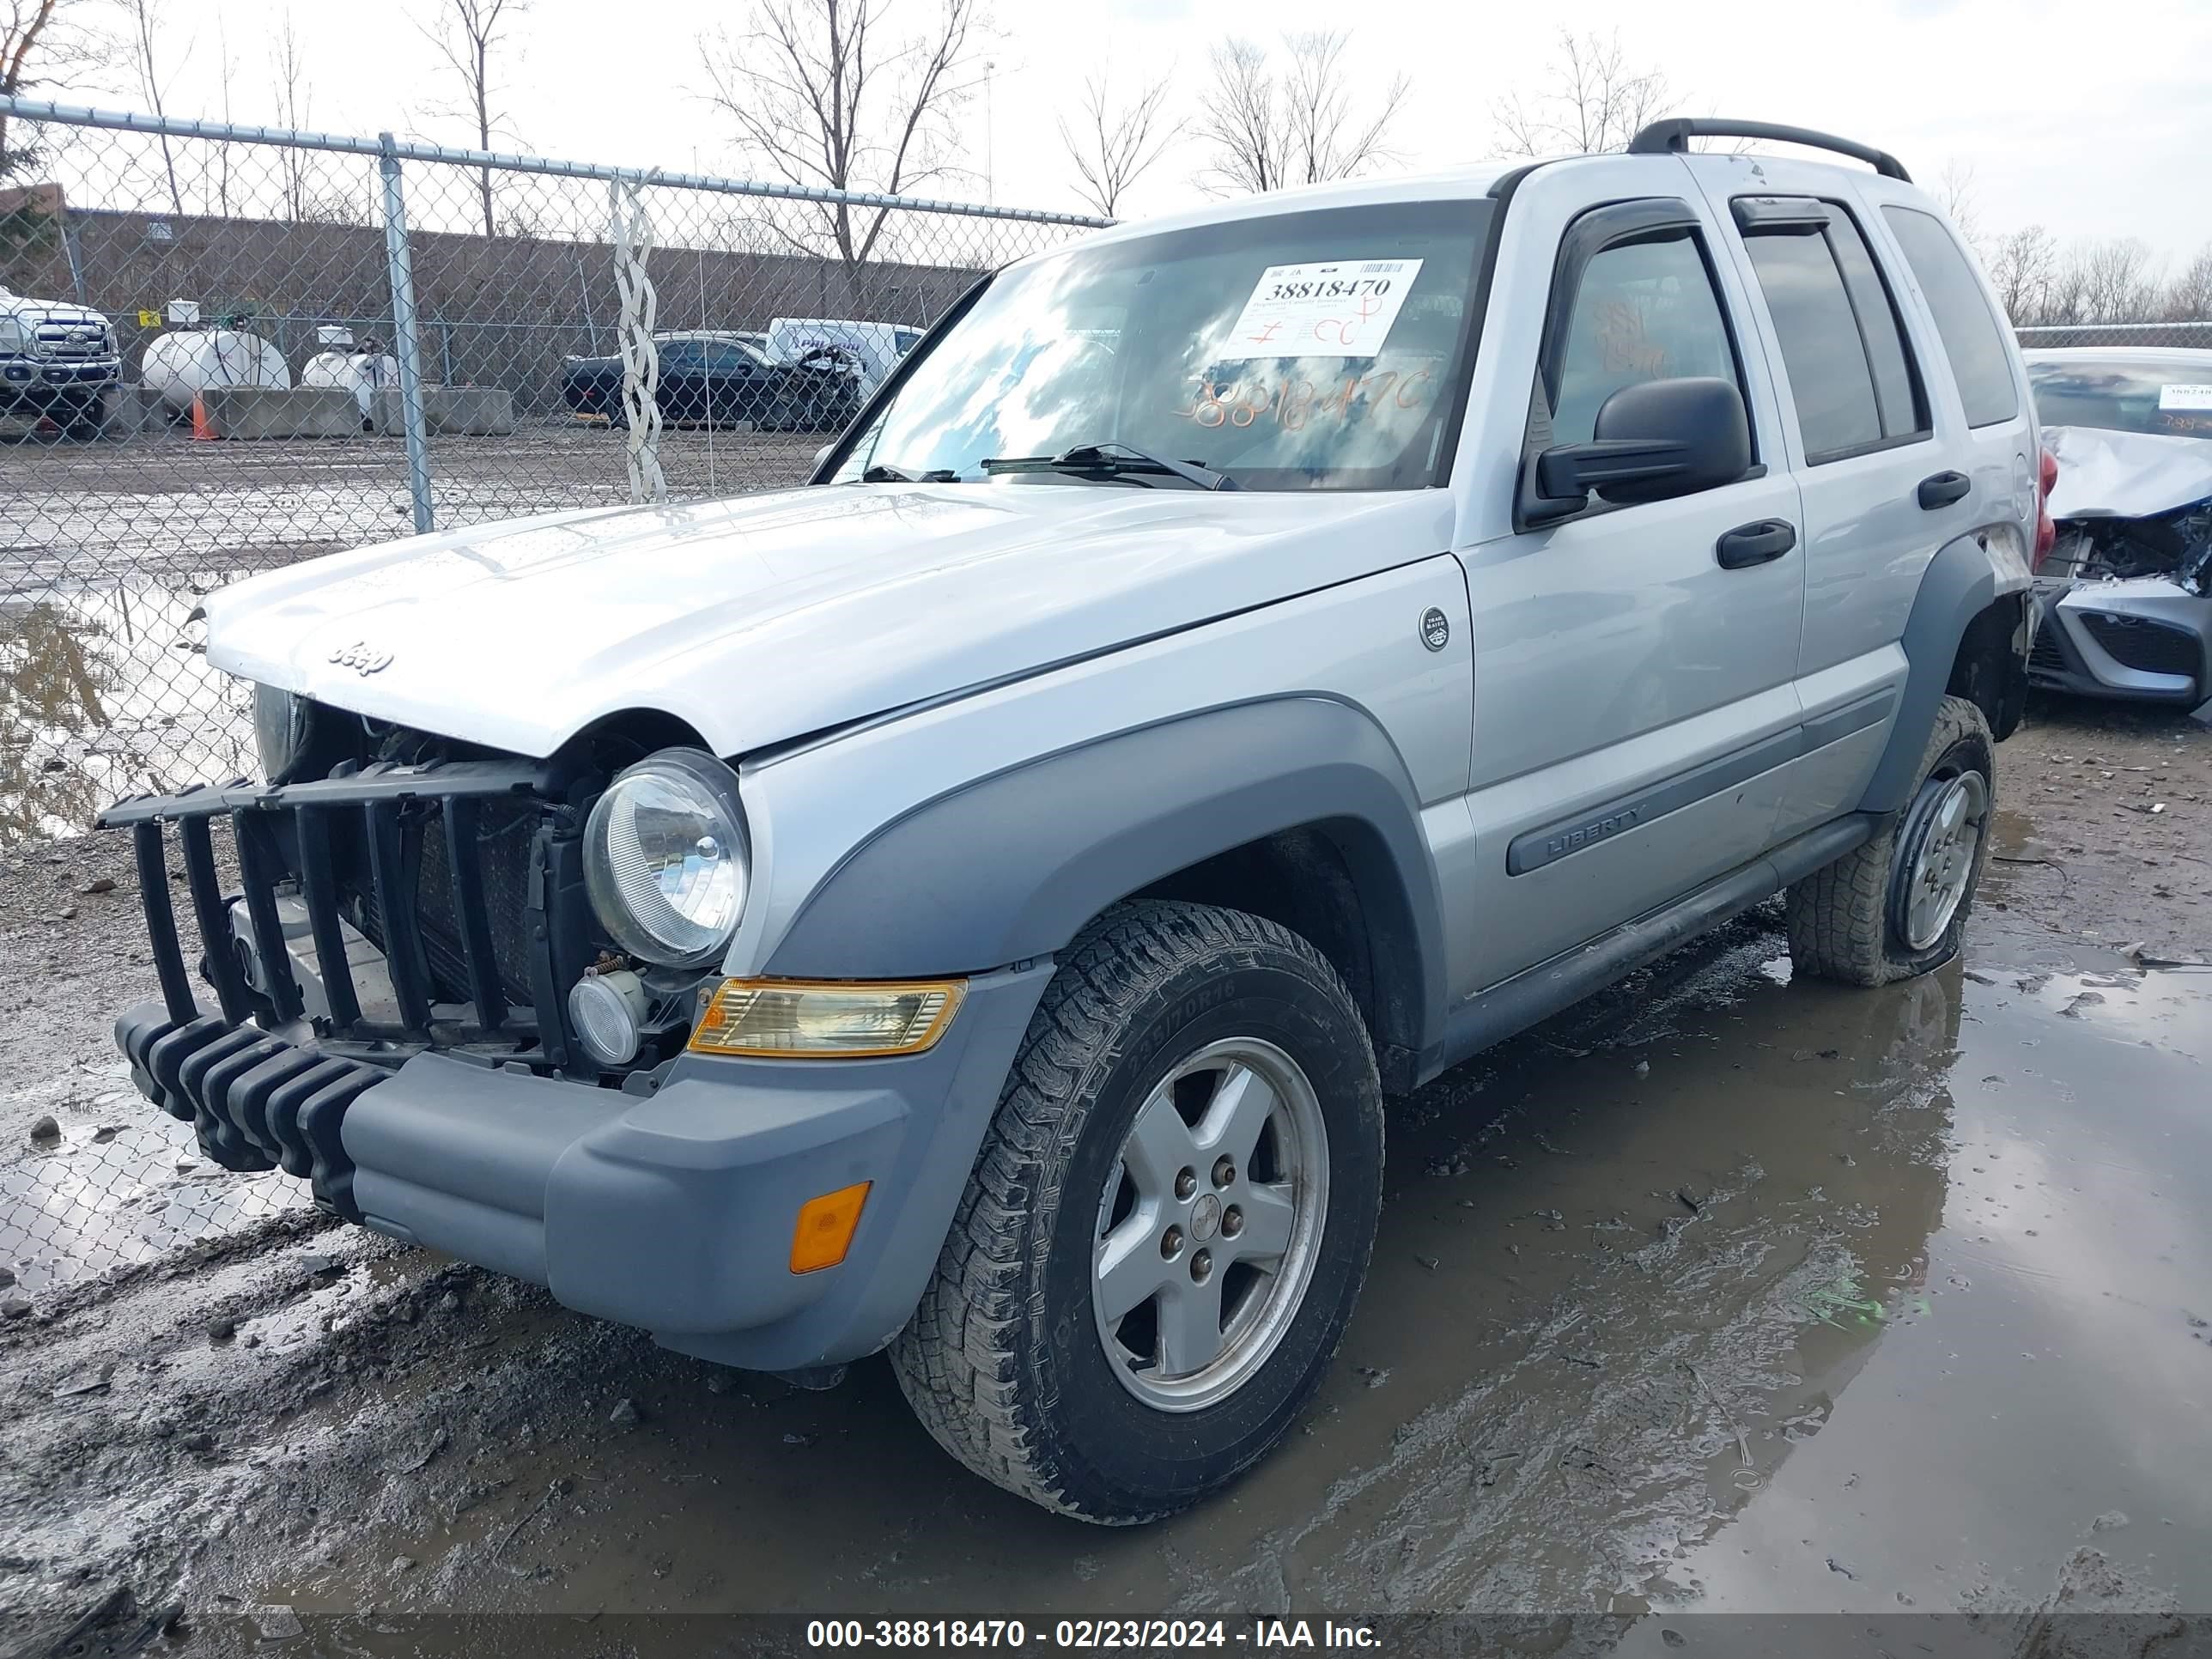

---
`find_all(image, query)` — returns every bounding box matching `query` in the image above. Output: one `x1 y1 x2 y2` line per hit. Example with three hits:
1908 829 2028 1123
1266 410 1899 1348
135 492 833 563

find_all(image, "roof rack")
1626 118 1911 183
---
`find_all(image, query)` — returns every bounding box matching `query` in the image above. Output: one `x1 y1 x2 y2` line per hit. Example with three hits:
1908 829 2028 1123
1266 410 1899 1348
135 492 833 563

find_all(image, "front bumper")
113 959 1050 1368
102 767 1055 1369
2029 576 2210 705
1 356 121 405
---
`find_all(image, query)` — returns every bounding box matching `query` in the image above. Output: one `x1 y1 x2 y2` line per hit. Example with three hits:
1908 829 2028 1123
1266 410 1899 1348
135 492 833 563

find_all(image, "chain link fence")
2015 321 2212 349
1 95 1103 851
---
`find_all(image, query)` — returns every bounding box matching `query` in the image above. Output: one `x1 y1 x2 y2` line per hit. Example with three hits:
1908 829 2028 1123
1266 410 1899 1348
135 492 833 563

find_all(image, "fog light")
791 1182 870 1273
568 969 648 1066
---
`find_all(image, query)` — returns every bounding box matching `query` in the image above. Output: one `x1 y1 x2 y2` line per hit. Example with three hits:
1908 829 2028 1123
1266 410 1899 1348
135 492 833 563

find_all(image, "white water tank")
140 329 292 413
301 349 400 422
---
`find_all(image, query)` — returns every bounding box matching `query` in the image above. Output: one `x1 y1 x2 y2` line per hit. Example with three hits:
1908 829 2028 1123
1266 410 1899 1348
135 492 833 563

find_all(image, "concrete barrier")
195 386 362 440
368 386 516 437
101 385 168 436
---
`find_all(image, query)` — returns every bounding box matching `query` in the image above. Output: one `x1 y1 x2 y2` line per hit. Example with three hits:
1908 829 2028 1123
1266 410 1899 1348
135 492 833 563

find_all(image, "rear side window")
1743 230 1885 461
1548 234 1743 447
1825 212 1925 441
1883 205 2021 428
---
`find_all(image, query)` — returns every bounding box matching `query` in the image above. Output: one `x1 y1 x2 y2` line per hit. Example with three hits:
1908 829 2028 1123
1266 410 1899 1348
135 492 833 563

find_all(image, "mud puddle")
0 1091 306 1294
6 902 2204 1656
2 578 256 844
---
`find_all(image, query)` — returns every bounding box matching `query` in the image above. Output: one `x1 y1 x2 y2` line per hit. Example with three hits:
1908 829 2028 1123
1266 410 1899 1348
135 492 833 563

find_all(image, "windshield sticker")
1218 258 1425 361
2159 384 2212 410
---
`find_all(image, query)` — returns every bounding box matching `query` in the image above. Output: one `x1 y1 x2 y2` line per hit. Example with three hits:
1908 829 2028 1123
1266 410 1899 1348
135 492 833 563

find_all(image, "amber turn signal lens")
791 1181 871 1273
688 978 964 1058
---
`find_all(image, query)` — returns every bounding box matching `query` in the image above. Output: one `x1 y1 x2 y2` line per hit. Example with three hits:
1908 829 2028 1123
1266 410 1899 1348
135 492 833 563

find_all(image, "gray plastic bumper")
341 960 1054 1370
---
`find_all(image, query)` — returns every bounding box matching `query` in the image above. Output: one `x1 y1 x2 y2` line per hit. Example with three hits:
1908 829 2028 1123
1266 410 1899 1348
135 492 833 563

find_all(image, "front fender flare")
765 696 1449 1048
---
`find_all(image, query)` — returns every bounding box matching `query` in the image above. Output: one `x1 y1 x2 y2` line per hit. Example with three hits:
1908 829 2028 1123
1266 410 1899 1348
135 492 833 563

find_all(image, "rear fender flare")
1858 532 2015 814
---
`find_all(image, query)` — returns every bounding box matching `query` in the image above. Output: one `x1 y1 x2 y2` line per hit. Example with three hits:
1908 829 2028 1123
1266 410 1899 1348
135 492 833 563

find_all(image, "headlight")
0 317 27 354
252 682 315 783
583 749 749 968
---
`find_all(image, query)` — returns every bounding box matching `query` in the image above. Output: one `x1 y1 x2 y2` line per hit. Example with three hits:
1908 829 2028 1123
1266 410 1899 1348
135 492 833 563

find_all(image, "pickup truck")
100 118 2044 1523
0 284 119 436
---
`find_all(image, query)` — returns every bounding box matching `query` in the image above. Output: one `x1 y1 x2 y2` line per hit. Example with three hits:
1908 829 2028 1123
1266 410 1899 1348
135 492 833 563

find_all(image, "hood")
205 483 1449 758
2045 424 2212 521
0 293 106 326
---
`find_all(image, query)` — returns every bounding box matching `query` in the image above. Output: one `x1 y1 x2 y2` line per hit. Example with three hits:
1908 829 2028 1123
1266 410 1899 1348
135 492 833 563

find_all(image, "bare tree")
1492 29 1673 157
210 6 235 216
1059 59 1176 219
2162 244 2212 321
701 0 985 267
2077 238 2162 324
118 0 189 215
1984 223 2056 322
2038 243 2092 326
270 12 312 221
419 0 529 236
1191 39 1283 193
1192 30 1407 195
1934 159 1980 253
2 0 106 178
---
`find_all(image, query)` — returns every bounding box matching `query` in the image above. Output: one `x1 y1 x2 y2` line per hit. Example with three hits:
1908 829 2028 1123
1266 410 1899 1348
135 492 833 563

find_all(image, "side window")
1547 232 1744 447
1739 202 1926 463
1824 211 1926 441
1882 205 2020 428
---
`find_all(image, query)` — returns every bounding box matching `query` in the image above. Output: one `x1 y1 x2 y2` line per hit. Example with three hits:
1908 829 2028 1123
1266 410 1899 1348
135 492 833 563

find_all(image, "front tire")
890 901 1383 1523
65 393 108 441
1788 693 1995 986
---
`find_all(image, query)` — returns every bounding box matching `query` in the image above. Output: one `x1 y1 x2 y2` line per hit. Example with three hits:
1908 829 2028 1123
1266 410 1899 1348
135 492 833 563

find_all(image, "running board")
1418 813 1877 1086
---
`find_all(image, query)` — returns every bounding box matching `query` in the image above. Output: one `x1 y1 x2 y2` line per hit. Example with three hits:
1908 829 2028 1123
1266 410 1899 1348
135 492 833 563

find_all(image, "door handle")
1715 519 1796 569
1917 470 1972 510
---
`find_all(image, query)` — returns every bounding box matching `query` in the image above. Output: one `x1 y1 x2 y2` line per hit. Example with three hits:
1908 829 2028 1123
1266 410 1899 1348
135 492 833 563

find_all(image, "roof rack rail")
1626 118 1911 183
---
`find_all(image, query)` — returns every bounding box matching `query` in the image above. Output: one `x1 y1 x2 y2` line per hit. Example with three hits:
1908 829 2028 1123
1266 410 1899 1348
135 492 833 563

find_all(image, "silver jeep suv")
101 118 2041 1522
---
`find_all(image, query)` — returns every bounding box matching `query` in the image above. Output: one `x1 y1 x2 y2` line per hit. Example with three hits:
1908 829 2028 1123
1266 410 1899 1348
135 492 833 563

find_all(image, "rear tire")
1787 693 1995 986
890 900 1383 1523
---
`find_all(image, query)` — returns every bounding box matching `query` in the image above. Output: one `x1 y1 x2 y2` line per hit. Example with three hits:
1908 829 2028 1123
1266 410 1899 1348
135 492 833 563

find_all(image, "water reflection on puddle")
2 577 256 844
0 1082 303 1293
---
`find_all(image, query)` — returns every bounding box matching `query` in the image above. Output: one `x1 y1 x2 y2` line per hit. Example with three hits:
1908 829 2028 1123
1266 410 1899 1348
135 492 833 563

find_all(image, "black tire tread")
889 899 1372 1522
1787 694 1992 987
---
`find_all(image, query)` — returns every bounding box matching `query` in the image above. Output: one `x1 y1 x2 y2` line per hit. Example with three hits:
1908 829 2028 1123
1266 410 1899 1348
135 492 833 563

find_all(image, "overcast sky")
64 0 2212 262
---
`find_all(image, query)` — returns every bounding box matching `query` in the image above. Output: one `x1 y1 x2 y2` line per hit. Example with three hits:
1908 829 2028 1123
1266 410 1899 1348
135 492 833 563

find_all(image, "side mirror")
1522 377 1752 525
812 442 834 471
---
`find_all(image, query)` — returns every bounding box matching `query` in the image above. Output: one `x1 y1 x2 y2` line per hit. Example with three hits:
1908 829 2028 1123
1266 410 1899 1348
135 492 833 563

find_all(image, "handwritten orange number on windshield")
1174 367 1436 428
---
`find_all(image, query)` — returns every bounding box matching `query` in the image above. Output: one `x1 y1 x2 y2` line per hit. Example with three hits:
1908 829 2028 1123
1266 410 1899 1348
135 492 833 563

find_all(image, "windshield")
2027 356 2212 440
835 200 1492 491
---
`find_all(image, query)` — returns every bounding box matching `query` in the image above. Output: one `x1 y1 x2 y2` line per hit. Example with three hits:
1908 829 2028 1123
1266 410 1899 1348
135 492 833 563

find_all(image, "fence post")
377 134 435 537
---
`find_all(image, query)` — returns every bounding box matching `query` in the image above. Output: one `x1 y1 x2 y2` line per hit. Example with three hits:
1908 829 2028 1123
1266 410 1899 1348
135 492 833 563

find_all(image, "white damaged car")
2024 348 2212 707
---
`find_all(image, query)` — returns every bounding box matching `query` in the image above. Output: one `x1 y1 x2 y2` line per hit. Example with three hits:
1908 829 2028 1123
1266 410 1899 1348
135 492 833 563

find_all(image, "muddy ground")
2 693 2209 1656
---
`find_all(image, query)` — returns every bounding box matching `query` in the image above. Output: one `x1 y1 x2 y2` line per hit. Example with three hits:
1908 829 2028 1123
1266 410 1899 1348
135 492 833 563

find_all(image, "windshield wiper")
979 442 1238 492
860 462 960 483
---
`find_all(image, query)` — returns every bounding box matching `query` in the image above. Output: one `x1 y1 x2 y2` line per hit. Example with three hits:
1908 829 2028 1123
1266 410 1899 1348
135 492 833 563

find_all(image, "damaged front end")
2029 425 2212 706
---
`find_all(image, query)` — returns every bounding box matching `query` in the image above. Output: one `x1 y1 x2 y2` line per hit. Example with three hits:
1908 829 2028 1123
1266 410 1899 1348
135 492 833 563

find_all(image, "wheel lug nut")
1160 1225 1183 1260
1190 1249 1212 1283
1174 1167 1196 1200
1212 1156 1235 1188
1222 1205 1243 1237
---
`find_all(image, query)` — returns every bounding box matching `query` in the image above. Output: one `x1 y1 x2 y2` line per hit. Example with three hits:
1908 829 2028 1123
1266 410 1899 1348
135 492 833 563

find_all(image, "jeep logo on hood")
328 641 393 676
